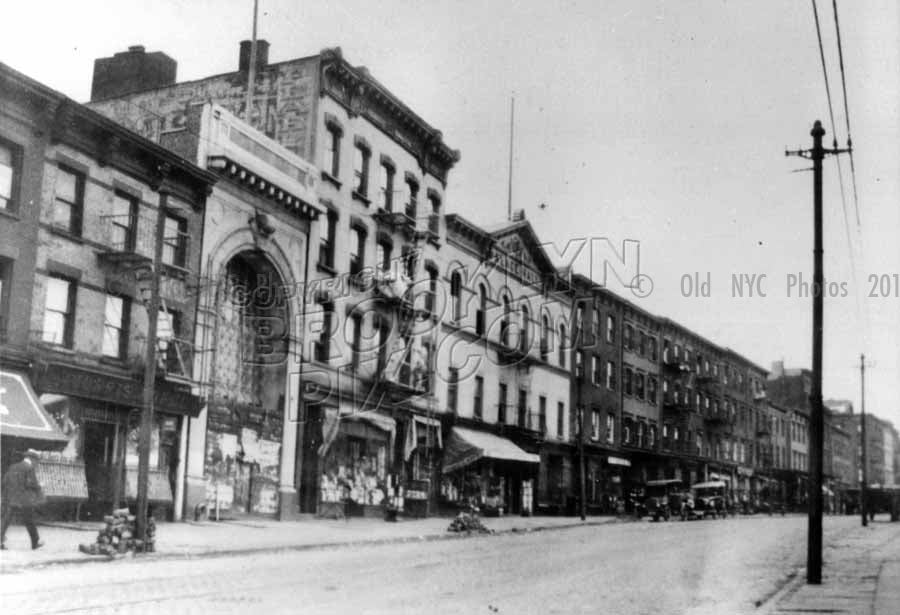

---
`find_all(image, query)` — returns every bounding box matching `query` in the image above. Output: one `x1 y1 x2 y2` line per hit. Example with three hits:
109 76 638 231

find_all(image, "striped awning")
0 370 69 449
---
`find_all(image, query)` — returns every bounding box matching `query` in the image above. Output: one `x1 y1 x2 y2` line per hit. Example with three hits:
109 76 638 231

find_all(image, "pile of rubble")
78 508 156 557
447 512 491 534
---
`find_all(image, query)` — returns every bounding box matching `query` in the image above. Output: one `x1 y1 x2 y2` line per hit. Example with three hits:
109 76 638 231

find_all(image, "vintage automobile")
642 479 685 521
691 480 729 519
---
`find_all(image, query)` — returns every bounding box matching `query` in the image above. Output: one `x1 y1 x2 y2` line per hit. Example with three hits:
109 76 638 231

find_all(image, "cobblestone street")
2 515 893 614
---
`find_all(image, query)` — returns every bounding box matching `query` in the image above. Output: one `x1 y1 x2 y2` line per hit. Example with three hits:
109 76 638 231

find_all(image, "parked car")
691 480 729 519
643 479 685 521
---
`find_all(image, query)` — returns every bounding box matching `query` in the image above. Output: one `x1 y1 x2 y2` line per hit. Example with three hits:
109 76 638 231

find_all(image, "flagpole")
244 0 259 123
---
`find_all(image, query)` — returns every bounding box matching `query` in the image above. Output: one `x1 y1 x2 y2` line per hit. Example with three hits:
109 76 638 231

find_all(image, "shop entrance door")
83 420 121 514
299 404 322 513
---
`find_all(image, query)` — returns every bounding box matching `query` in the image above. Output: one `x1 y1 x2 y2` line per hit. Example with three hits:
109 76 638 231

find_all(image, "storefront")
440 426 539 516
315 409 398 518
30 362 200 520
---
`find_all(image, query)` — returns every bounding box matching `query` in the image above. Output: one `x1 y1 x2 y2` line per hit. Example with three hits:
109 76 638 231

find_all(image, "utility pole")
859 353 869 526
786 120 849 585
136 167 170 546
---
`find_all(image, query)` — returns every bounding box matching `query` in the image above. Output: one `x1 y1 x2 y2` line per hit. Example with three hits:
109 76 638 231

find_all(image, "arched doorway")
204 250 289 516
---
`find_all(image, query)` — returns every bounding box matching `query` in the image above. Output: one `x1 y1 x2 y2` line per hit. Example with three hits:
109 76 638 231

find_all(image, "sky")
3 1 898 428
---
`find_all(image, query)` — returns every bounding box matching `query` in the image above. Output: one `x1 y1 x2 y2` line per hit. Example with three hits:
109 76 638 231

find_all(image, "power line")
810 0 857 292
831 0 861 227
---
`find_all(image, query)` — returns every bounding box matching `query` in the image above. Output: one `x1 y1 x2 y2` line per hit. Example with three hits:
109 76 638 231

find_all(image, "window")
606 413 615 443
674 344 681 360
606 360 616 390
376 320 390 373
315 301 334 362
450 271 462 321
673 426 680 442
405 176 418 220
538 396 547 435
575 350 584 380
648 377 658 404
540 314 551 360
591 409 600 440
662 423 669 444
558 324 567 367
53 166 84 234
476 285 487 336
501 296 511 346
576 305 584 336
319 210 337 269
0 139 21 211
624 324 634 350
592 308 601 342
663 339 671 362
637 422 645 447
649 337 658 361
425 266 438 316
376 237 392 272
557 402 565 438
110 192 137 251
606 315 615 343
102 294 128 358
162 214 187 268
696 432 703 456
325 122 342 177
635 373 645 400
592 356 602 386
349 225 366 275
447 368 459 413
623 419 632 444
517 388 527 427
428 192 441 235
498 383 508 424
473 376 484 419
639 331 647 356
519 304 530 351
43 276 75 347
352 139 370 197
421 338 433 392
649 425 657 448
378 160 394 211
348 313 362 371
624 367 633 396
401 244 416 279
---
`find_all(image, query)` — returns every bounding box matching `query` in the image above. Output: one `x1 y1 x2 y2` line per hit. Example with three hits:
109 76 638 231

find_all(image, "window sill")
320 171 342 190
47 225 84 244
162 263 191 280
0 208 20 221
351 191 371 207
99 355 129 369
317 262 337 276
32 341 76 355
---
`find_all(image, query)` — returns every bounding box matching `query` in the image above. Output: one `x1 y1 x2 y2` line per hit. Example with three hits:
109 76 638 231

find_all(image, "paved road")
0 515 860 615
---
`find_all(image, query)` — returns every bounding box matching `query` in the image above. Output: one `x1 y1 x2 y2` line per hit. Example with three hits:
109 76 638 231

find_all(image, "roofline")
2 61 217 189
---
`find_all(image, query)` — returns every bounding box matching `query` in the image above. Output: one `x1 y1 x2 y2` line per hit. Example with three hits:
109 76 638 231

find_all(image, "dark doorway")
83 420 119 513
298 404 323 513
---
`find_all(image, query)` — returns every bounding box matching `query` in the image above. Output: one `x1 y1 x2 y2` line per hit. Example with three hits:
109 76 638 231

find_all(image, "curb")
1 517 618 573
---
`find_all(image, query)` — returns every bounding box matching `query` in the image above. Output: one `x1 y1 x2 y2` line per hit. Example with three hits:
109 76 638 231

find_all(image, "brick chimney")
239 40 270 72
90 45 177 101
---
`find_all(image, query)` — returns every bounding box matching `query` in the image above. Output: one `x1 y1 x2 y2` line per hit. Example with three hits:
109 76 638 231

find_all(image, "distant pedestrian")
1 449 45 550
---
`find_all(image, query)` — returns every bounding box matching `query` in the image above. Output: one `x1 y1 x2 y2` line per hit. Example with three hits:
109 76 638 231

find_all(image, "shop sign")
35 363 201 417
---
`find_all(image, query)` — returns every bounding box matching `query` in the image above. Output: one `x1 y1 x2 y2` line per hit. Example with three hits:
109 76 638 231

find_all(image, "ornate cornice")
318 47 460 185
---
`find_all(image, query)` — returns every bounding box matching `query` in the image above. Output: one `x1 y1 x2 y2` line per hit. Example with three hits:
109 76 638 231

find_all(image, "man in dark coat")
1 448 44 549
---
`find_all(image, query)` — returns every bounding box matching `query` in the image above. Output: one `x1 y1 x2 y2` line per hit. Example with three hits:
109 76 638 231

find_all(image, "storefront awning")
443 426 539 473
608 456 631 467
0 370 69 450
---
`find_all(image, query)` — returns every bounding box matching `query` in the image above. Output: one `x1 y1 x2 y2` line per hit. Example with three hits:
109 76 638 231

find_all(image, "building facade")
0 62 217 519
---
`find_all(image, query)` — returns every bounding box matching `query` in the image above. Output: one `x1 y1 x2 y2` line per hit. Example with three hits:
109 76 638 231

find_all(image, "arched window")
558 323 567 367
450 271 462 321
540 314 551 360
476 284 486 336
520 304 530 351
501 295 511 346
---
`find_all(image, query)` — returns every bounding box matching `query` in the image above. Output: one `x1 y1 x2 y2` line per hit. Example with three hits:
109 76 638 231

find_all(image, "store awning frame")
442 426 540 473
0 370 69 450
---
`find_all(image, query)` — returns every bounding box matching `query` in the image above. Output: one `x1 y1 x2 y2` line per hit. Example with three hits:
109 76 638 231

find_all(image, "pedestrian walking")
1 448 45 550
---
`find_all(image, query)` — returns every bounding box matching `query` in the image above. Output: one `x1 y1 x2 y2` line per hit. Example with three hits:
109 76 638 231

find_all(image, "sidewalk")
764 518 900 615
0 513 621 573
